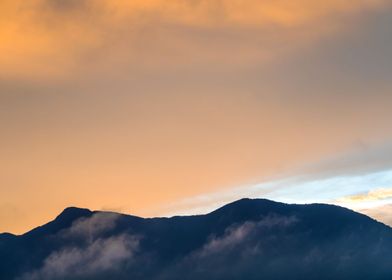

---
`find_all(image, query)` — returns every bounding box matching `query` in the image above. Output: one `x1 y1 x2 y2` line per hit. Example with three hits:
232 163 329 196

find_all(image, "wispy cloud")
18 213 140 280
161 165 392 213
60 212 120 241
20 234 138 280
338 188 392 203
198 215 298 257
360 204 392 227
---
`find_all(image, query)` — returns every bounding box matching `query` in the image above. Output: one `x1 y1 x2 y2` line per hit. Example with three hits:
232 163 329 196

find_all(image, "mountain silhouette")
1 198 392 280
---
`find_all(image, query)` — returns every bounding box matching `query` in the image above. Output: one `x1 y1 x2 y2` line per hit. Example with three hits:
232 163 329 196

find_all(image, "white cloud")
61 212 120 241
19 213 140 280
198 215 297 257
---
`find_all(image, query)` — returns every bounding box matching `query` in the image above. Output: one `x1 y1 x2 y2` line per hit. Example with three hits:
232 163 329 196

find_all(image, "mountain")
1 198 392 280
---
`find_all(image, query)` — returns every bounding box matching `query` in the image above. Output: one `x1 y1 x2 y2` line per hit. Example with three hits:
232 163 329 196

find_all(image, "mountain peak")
57 206 92 220
24 207 93 237
53 206 93 227
0 233 15 240
211 198 284 215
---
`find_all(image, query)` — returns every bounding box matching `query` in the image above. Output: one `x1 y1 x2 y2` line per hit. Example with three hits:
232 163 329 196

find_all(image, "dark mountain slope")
1 198 391 280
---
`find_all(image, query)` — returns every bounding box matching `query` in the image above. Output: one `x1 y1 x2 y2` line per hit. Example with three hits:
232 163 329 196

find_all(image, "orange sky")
1 0 392 234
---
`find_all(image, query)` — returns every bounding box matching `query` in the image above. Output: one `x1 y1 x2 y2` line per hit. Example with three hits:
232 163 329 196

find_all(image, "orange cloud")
360 204 392 226
339 188 392 203
0 0 387 80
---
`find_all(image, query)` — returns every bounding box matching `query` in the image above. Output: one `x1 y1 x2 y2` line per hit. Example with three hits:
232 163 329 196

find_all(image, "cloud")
18 213 140 280
338 188 392 203
199 222 256 255
0 0 387 80
17 214 300 280
2 1 392 235
159 146 392 219
360 204 392 227
11 209 392 280
154 212 392 280
154 215 300 280
60 212 120 241
337 187 392 227
291 138 392 179
198 215 298 256
20 234 138 280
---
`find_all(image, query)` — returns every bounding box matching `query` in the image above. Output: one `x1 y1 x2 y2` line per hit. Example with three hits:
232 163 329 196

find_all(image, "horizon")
3 197 391 236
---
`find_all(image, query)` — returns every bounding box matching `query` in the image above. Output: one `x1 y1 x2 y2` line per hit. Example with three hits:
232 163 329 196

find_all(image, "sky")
1 0 392 234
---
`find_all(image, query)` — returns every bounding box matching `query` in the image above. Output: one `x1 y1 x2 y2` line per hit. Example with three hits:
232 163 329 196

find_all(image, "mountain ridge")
1 198 392 280
5 198 388 236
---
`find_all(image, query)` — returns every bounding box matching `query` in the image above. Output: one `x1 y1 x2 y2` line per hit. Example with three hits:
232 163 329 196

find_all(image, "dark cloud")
294 143 392 180
46 0 89 12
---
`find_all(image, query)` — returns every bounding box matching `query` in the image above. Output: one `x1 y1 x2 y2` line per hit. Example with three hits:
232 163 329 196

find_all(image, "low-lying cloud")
18 213 140 280
198 215 298 256
20 234 138 280
9 208 392 280
60 212 120 241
